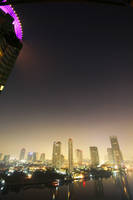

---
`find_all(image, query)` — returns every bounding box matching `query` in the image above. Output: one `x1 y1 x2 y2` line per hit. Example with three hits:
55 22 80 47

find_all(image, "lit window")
0 85 4 91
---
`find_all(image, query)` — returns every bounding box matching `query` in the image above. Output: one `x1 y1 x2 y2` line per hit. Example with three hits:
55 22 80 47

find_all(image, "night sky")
0 1 133 160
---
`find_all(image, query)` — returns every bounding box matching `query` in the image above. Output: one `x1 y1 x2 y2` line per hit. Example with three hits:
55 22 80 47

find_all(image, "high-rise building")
40 153 45 163
27 152 33 162
0 11 23 91
52 141 62 169
60 154 64 167
110 136 123 165
3 155 10 163
32 152 39 162
76 149 83 167
0 153 3 161
90 147 99 167
107 148 113 164
68 138 73 172
19 148 26 161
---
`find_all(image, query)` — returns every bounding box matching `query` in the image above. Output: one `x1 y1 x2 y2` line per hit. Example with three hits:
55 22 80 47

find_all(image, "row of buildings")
20 149 45 163
0 151 45 164
52 136 123 171
0 136 123 170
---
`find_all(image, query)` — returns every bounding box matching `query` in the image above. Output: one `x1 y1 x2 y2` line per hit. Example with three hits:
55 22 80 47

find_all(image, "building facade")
107 148 113 164
52 141 62 169
3 154 10 163
76 149 83 167
110 136 123 166
90 146 99 167
0 153 3 161
32 152 39 162
27 152 33 162
68 138 73 172
19 148 26 161
40 153 45 163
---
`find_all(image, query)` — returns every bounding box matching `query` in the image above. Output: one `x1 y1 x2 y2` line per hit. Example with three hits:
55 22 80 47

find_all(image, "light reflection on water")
1 172 133 200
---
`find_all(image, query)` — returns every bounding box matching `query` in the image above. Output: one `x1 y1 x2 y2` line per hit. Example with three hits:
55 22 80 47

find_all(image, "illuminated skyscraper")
68 138 73 172
110 136 123 165
0 153 3 161
19 148 26 161
40 153 45 163
90 147 99 167
0 12 23 91
107 148 113 164
3 154 10 163
33 152 39 162
60 154 64 167
52 141 62 169
27 152 33 162
76 149 83 167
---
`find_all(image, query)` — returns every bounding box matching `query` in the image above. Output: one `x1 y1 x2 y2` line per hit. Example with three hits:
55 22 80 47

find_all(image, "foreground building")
0 6 23 91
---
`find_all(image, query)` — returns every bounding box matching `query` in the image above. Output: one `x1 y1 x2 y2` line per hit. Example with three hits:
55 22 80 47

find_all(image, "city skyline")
0 3 133 162
0 135 129 162
0 1 133 200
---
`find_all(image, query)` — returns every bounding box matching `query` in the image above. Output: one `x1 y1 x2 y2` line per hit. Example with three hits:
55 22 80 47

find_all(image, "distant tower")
3 155 10 163
76 149 83 167
68 138 73 172
27 152 33 162
110 136 123 166
60 154 64 167
107 148 113 164
32 152 39 162
0 153 3 161
90 147 99 167
52 141 62 169
19 148 26 161
40 153 45 163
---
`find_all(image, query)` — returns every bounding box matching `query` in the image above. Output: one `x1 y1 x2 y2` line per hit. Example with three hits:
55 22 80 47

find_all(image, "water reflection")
50 187 58 200
113 172 132 200
94 178 104 199
67 183 75 200
67 184 71 200
0 173 133 200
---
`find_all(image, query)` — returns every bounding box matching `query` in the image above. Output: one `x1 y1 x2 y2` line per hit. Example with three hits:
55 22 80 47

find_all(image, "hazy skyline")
0 2 133 160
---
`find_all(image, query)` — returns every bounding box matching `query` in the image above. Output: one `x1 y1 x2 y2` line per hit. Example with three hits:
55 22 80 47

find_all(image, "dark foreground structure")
0 9 22 92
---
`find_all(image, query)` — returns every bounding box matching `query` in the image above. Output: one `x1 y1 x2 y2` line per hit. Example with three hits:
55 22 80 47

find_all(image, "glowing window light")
0 0 23 40
1 186 4 191
27 173 32 179
0 85 4 91
0 51 3 57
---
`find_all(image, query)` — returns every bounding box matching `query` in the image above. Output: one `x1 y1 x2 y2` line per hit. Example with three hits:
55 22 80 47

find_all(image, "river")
1 172 133 200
